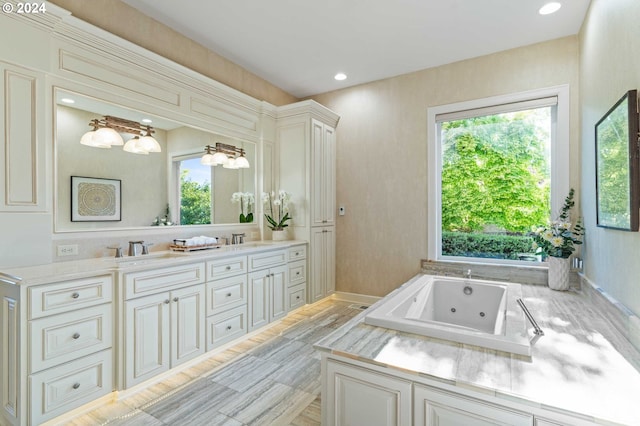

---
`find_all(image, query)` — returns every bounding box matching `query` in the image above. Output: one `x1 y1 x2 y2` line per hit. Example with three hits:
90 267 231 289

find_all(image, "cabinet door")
325 360 412 426
414 384 532 426
125 293 170 387
311 119 336 226
270 265 287 321
248 271 269 331
171 284 205 366
310 227 335 302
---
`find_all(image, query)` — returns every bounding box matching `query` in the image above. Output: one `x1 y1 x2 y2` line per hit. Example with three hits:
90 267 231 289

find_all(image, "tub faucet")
464 269 472 279
128 240 144 256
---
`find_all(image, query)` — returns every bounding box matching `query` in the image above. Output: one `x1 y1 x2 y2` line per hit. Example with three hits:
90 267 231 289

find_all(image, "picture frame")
595 89 640 231
71 176 121 222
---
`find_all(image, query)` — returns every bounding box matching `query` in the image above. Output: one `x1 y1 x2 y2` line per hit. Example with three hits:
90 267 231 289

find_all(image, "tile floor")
65 299 359 426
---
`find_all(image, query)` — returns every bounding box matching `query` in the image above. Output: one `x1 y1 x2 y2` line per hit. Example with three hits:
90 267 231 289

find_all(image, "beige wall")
49 0 298 107
312 37 580 297
579 0 640 316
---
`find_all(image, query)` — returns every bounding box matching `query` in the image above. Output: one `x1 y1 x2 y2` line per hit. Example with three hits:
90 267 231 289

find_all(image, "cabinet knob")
71 292 80 299
72 332 80 340
296 272 300 276
72 383 80 390
225 266 231 270
296 296 300 300
226 325 232 331
295 252 299 256
226 293 232 297
173 297 179 302
164 299 170 304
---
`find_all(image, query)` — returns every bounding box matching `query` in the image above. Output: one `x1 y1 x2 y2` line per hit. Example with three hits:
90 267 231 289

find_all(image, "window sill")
420 258 550 286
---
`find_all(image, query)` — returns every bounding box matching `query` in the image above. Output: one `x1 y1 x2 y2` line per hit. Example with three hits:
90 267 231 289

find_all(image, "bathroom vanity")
0 241 307 425
316 274 640 426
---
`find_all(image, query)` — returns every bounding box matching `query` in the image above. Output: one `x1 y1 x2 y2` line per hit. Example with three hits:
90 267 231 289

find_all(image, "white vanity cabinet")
287 244 307 310
0 274 114 426
247 250 287 331
278 102 339 305
123 263 206 388
205 256 249 350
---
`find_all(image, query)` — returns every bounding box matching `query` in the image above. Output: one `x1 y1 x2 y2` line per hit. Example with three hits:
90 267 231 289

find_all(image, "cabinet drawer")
288 283 306 310
206 275 248 316
124 263 205 299
29 349 113 425
288 260 306 286
28 275 112 319
248 250 286 271
206 255 247 280
206 305 247 350
288 245 307 261
29 304 112 374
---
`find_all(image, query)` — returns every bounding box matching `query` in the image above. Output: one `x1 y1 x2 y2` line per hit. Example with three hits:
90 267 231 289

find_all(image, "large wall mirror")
54 88 257 232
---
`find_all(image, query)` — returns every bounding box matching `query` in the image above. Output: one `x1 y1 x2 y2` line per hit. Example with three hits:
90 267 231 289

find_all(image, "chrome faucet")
128 241 144 256
464 269 472 280
231 233 245 245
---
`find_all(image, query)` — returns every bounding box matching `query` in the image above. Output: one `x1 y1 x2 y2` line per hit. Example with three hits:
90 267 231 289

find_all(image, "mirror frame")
52 85 261 233
595 89 640 231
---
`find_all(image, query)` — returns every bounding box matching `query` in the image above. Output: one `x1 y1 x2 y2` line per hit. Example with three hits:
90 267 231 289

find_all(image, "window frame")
171 152 214 225
427 85 570 264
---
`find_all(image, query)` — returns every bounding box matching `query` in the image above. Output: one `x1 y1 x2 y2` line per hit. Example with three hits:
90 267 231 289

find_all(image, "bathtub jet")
364 274 536 356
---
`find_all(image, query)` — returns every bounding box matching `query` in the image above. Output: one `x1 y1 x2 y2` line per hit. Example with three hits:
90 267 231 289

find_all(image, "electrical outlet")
57 244 78 256
339 206 346 216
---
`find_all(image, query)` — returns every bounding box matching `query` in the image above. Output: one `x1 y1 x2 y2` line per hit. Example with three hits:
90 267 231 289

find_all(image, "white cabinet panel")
171 284 205 366
1 295 18 423
124 263 205 299
248 271 269 331
414 385 532 426
270 265 287 322
206 256 247 281
325 360 412 426
310 227 335 302
311 119 336 227
206 305 247 350
206 274 248 315
28 275 112 319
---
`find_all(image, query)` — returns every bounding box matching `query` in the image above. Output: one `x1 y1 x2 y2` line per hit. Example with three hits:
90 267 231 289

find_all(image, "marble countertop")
0 240 307 286
315 274 640 425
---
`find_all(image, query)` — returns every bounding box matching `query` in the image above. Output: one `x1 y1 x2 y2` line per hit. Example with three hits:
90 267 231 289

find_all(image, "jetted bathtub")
364 274 534 356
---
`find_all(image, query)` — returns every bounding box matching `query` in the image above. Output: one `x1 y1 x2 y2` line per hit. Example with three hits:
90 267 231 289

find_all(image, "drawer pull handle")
164 299 170 304
296 296 301 299
72 333 80 340
71 292 80 299
226 293 232 297
72 383 80 390
296 272 300 275
225 266 231 270
226 325 232 330
173 297 179 302
295 252 299 256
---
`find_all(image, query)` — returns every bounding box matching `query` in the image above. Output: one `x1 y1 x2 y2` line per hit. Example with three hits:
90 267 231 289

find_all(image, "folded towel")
175 236 217 246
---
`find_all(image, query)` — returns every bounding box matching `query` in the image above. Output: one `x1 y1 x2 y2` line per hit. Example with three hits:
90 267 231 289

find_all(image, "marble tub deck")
315 279 640 425
65 300 359 426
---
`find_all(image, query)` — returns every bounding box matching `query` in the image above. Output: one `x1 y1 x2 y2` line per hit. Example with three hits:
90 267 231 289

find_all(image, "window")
174 156 212 225
427 86 570 264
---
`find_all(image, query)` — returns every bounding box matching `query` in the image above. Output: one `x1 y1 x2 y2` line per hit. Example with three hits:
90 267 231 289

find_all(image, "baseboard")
331 291 381 306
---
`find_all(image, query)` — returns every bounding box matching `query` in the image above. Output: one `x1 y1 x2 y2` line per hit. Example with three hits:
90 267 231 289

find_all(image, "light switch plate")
339 206 346 216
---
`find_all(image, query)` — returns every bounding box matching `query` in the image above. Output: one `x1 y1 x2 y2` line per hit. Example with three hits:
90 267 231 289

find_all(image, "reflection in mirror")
54 89 256 231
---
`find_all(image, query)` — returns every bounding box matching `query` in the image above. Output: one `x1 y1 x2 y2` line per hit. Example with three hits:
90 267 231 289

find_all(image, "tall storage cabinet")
277 101 339 303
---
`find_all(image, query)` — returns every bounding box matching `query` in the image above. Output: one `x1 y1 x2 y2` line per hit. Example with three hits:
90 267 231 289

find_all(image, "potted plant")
262 190 291 240
231 192 254 223
531 189 584 290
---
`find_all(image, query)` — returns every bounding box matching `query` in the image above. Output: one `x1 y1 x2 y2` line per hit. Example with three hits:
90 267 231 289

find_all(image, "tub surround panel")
316 274 640 425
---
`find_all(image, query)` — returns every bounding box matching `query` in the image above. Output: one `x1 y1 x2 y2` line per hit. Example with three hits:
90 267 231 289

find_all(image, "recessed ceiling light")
60 98 75 104
539 2 561 15
334 73 347 81
141 118 153 124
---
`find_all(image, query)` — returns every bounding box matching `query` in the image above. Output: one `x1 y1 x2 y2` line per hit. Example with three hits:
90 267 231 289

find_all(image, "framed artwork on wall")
71 176 122 221
595 89 640 231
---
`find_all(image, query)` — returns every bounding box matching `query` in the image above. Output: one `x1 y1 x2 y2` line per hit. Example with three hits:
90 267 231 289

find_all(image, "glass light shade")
223 157 238 169
234 155 250 169
93 127 124 146
211 151 229 165
123 137 149 155
80 130 111 148
139 135 161 152
201 153 215 165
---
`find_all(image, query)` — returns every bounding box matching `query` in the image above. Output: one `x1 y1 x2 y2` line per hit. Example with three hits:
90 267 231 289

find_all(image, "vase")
547 256 570 291
271 229 287 241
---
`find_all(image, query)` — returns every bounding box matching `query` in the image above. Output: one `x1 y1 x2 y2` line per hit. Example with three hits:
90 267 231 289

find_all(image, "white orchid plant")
262 190 291 230
531 189 583 259
231 192 255 223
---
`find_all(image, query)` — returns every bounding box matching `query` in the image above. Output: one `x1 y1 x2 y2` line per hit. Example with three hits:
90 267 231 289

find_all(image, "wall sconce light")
201 143 250 169
80 115 161 154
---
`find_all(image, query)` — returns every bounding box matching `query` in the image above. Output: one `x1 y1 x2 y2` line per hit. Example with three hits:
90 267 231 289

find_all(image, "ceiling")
121 0 591 98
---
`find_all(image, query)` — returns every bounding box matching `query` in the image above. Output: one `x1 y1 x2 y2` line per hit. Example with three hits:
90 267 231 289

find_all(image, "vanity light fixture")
80 115 161 154
201 143 250 169
539 2 561 15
